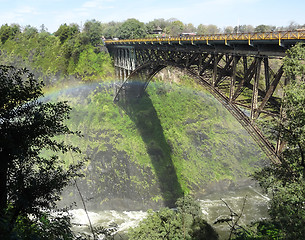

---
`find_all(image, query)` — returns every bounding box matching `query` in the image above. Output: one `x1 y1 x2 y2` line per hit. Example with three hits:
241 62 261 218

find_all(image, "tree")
73 45 113 81
165 20 184 36
128 195 219 239
54 23 80 44
197 24 208 35
0 24 21 44
117 18 147 39
223 26 234 34
280 43 305 171
146 18 169 34
183 23 196 33
287 21 300 31
254 24 276 32
101 21 122 39
39 24 48 33
82 19 104 45
233 25 254 33
236 43 305 239
22 25 38 39
206 24 219 34
0 65 83 239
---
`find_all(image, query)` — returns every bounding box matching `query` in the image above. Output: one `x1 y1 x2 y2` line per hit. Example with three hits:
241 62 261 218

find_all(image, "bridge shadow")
117 86 183 207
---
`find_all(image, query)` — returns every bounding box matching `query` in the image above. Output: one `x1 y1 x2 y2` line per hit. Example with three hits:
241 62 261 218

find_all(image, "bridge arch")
112 57 281 163
105 31 305 162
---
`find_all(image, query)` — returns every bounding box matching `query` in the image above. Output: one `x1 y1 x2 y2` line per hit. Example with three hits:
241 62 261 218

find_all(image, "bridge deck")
105 30 305 57
105 30 305 45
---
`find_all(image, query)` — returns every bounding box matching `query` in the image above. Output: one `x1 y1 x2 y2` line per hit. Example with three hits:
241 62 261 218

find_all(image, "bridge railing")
104 29 305 45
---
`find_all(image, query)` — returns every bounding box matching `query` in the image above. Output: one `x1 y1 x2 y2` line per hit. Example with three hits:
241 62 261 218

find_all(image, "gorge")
53 69 270 238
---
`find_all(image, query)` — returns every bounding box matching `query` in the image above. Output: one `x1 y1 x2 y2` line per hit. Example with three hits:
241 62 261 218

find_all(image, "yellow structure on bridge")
104 29 305 46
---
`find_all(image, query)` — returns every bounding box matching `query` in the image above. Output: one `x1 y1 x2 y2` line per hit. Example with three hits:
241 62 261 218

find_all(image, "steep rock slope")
57 79 267 210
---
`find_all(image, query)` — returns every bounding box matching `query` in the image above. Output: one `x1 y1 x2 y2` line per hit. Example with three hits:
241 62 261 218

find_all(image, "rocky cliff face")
57 78 267 211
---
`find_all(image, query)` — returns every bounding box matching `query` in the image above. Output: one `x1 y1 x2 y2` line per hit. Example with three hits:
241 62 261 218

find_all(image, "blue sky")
0 0 304 33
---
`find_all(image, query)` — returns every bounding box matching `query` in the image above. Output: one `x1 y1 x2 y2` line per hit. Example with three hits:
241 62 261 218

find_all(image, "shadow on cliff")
117 88 183 207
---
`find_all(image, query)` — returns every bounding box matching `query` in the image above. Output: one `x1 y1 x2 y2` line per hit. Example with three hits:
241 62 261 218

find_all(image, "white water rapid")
70 185 269 240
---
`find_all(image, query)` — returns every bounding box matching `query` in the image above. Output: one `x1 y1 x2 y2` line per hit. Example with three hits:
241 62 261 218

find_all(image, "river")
70 184 269 239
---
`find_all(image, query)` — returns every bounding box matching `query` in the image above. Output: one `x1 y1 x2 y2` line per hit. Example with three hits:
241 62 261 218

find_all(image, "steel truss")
108 46 287 163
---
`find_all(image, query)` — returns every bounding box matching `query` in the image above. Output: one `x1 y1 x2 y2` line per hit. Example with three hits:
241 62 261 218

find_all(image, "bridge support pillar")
113 46 136 81
229 55 238 102
264 57 270 91
212 54 221 86
251 57 262 120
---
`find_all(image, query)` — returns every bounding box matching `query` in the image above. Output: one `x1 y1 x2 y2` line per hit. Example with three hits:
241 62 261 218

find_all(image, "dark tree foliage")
22 25 39 39
128 195 219 240
101 21 122 39
82 19 104 46
233 43 305 239
0 65 83 239
117 18 147 39
165 20 184 36
54 23 80 44
146 18 169 34
254 24 276 33
0 24 21 44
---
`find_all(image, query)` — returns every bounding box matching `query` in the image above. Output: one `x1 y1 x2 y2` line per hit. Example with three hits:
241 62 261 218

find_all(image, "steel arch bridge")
104 30 305 163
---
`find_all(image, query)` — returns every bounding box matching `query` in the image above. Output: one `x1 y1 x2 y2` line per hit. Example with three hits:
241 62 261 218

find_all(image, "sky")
0 0 305 33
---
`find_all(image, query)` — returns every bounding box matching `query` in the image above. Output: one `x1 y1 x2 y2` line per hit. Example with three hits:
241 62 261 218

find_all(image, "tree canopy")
0 65 83 239
0 24 21 44
117 18 147 39
128 195 219 240
82 19 104 45
54 23 80 44
232 43 305 240
165 20 184 36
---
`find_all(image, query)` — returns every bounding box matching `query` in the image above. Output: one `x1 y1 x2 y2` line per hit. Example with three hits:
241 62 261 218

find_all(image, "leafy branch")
214 196 251 239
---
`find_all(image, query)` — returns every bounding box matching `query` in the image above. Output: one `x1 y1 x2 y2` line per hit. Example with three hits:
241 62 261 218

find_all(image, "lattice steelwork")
105 30 305 163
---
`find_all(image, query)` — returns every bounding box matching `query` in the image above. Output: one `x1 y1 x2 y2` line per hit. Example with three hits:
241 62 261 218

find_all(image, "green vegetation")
100 18 304 39
56 74 266 209
0 65 83 239
0 21 113 83
117 18 147 39
0 24 20 44
3 19 305 239
128 195 219 239
230 43 305 240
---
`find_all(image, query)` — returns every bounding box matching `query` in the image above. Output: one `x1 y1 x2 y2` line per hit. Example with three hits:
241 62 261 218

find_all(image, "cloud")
37 0 114 32
71 0 114 19
81 0 114 9
82 0 103 8
0 4 40 26
204 0 259 4
16 6 38 14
